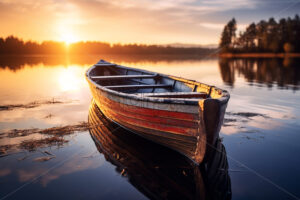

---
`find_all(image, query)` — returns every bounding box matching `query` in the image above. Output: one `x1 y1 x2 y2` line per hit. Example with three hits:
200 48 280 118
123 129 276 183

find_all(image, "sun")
61 34 78 45
59 28 78 45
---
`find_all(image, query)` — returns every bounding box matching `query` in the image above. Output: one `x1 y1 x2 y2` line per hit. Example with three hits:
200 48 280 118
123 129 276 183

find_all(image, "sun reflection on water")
58 66 87 92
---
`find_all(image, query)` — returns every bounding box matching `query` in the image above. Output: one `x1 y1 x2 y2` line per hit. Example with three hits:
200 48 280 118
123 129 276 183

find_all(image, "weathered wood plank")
98 96 199 128
99 105 198 136
93 102 198 144
136 92 207 98
90 105 197 156
89 103 197 158
105 84 172 90
94 63 117 67
91 74 157 80
118 120 198 148
97 92 200 122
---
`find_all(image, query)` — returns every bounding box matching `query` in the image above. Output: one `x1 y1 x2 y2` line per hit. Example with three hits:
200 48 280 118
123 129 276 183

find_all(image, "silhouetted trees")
220 15 300 53
220 18 237 52
0 36 215 55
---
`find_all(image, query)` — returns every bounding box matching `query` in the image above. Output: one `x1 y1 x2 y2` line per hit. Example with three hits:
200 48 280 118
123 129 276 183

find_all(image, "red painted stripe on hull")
89 103 198 159
99 105 198 136
95 90 199 122
98 95 199 129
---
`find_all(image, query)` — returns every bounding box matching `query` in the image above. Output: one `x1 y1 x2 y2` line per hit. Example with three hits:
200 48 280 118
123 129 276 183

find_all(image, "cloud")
199 23 225 30
87 0 257 11
0 0 298 44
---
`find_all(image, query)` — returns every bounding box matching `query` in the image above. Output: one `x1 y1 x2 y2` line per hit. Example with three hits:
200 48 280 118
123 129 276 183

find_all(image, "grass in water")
0 98 76 111
0 122 97 158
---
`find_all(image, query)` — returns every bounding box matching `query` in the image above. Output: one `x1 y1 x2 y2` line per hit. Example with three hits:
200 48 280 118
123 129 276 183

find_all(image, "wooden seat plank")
91 74 157 80
105 84 172 90
94 64 117 67
136 92 207 98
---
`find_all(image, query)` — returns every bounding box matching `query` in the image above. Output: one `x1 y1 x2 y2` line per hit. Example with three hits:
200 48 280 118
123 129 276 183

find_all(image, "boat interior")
89 62 211 99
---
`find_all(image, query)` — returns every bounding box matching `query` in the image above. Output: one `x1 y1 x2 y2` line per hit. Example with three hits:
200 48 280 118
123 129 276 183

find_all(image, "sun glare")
59 28 78 45
58 67 83 92
62 34 78 45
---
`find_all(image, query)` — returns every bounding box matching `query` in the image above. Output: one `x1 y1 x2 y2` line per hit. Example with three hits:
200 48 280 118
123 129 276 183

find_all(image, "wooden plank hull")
88 81 227 164
86 60 230 164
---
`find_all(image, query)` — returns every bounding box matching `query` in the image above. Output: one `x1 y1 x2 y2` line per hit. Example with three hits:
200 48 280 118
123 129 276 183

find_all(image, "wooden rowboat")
86 59 230 164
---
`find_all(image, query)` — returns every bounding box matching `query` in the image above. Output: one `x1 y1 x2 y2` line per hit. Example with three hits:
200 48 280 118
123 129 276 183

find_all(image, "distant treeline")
220 15 300 53
0 36 215 55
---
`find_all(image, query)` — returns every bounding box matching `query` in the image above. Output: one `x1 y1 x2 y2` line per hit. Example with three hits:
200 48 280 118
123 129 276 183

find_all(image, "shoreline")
219 53 300 58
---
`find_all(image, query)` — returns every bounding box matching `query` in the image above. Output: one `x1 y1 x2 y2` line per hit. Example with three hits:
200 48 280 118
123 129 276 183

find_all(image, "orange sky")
0 0 299 45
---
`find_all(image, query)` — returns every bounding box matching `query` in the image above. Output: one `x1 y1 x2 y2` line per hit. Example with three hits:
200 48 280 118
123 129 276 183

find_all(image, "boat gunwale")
86 61 230 106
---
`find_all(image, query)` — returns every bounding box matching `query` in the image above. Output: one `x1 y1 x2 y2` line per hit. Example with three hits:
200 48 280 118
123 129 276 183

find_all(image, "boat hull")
86 60 229 164
87 81 227 164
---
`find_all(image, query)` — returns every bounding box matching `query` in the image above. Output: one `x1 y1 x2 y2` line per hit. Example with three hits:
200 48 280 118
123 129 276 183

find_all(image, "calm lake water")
0 55 300 200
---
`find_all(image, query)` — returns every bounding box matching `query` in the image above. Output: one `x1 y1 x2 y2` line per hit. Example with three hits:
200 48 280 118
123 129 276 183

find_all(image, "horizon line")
0 35 218 47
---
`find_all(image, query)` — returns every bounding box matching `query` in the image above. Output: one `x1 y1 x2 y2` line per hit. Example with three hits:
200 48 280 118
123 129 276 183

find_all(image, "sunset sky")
0 0 299 45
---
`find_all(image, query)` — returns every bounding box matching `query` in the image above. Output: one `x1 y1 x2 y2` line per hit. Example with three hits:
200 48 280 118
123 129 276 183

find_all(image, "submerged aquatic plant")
0 98 76 111
0 122 97 158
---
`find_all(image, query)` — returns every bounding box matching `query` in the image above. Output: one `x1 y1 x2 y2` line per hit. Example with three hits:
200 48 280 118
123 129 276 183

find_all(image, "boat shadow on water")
88 101 232 200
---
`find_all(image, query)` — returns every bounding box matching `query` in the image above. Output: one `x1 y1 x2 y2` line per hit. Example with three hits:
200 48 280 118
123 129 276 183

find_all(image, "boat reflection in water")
88 101 231 200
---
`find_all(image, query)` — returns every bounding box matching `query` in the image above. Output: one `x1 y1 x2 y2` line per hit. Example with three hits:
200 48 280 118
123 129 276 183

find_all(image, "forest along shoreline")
219 15 300 58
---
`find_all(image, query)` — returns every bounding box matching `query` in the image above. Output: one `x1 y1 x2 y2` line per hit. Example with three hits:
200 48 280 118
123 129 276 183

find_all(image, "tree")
220 18 237 52
221 15 300 53
266 18 279 52
242 23 256 51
